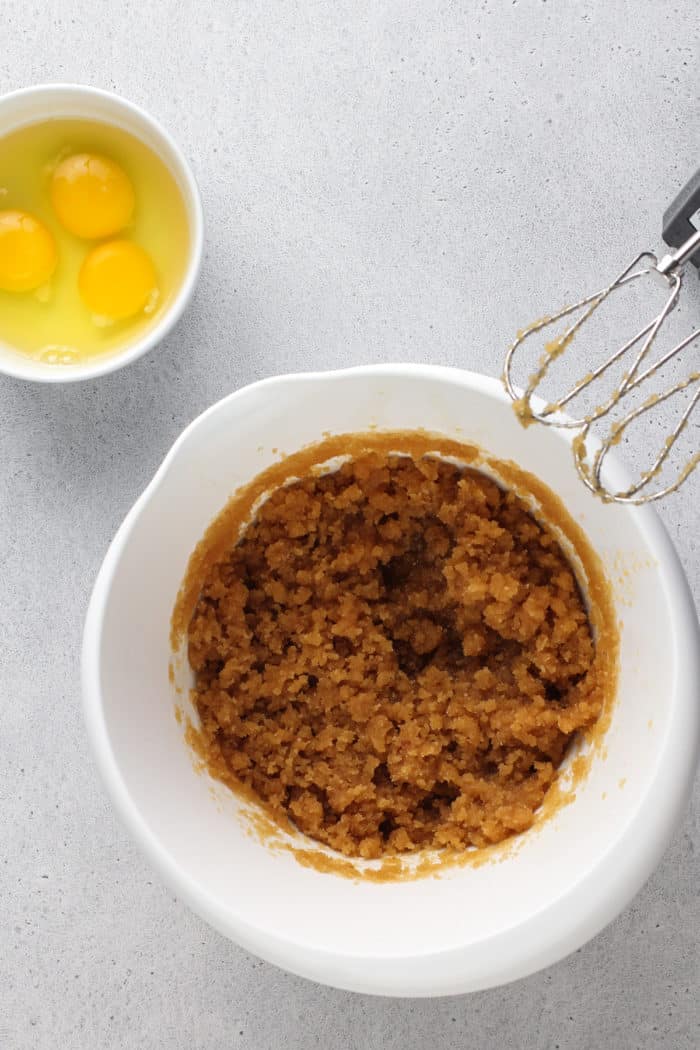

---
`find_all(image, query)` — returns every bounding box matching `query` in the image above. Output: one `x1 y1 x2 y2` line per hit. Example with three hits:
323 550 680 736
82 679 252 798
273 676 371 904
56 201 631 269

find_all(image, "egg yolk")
78 239 157 320
50 153 135 239
0 209 58 293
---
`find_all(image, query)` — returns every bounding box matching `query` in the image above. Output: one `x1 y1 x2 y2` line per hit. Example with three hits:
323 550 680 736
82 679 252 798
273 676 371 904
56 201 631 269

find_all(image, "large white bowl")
0 84 203 382
82 365 700 996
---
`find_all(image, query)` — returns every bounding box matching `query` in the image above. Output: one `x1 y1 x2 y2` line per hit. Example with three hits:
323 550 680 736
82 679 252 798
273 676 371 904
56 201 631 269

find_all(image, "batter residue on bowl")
180 433 617 861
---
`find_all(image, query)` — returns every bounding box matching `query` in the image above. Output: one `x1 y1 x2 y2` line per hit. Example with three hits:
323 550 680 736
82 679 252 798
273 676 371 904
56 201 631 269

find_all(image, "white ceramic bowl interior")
0 83 203 383
82 365 700 996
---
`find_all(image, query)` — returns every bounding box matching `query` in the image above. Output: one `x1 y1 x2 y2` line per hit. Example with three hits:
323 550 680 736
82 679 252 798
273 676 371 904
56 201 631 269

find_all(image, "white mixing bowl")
82 365 700 996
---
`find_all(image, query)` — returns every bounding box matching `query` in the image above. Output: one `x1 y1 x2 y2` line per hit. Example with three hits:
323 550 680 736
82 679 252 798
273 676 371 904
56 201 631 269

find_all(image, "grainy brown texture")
188 451 606 859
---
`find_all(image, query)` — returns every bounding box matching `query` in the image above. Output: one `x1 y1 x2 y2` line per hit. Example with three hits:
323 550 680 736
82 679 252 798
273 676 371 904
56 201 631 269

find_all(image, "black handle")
662 168 700 269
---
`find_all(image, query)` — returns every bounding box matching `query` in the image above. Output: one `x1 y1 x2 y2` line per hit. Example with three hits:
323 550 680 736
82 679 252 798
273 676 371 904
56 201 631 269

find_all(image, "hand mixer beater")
503 170 700 504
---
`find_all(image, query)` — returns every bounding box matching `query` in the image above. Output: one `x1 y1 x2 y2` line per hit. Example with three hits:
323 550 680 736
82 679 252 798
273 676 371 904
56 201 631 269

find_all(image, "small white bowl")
82 365 700 996
0 84 203 383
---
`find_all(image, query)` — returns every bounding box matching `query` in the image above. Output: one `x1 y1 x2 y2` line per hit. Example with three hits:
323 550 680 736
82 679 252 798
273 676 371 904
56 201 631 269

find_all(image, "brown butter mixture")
188 452 604 859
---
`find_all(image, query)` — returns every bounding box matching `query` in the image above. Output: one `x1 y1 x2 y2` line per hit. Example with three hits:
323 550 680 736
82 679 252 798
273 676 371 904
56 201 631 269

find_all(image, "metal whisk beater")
503 170 700 504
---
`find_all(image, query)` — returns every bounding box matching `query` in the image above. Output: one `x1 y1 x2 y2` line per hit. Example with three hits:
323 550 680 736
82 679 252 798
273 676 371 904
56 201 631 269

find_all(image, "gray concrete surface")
1 2 698 1047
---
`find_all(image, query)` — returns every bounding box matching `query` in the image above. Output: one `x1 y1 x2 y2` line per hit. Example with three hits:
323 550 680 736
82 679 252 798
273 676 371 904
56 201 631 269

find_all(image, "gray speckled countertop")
2 2 699 1047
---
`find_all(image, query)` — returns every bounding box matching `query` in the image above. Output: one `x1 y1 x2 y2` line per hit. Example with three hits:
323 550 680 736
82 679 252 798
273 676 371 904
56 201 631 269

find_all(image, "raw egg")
50 152 136 239
0 209 57 292
79 239 157 321
0 118 189 364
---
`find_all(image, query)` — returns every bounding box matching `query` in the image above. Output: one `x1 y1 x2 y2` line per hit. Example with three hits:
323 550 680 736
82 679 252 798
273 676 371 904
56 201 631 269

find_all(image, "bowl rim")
0 82 204 384
82 364 700 995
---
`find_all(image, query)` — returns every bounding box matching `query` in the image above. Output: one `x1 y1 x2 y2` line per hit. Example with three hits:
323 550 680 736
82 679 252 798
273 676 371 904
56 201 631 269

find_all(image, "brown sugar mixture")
187 448 610 860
